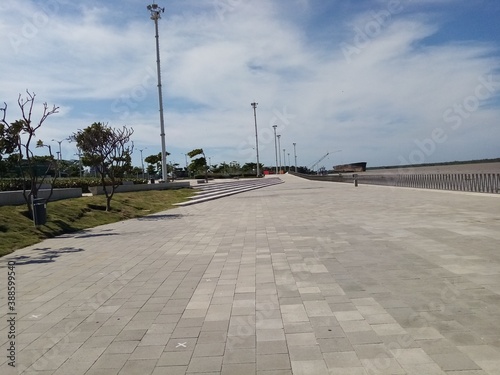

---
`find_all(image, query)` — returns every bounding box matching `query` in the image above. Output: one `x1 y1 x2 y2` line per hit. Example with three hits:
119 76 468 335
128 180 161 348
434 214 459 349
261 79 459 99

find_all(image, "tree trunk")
106 195 112 211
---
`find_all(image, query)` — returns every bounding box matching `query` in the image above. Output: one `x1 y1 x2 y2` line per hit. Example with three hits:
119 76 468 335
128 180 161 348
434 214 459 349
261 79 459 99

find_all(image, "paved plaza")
1 174 500 375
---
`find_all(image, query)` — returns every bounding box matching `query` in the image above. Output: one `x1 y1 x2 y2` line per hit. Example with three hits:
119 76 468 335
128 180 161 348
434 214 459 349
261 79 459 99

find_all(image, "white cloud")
1 0 499 168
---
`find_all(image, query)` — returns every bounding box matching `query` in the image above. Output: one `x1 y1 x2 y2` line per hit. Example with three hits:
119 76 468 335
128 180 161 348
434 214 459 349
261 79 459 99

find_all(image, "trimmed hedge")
0 178 148 193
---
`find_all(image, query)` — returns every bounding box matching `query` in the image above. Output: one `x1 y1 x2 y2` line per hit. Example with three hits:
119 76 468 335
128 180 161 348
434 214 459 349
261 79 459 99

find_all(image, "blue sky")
1 0 499 170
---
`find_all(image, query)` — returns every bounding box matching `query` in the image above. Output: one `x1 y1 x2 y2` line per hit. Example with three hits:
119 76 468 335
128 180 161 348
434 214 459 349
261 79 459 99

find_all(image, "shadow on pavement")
9 246 84 265
76 232 119 239
137 214 183 221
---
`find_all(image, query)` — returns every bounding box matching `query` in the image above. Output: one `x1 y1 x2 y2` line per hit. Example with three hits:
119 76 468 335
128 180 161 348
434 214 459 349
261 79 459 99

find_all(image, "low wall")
0 188 83 206
289 172 348 183
89 181 190 195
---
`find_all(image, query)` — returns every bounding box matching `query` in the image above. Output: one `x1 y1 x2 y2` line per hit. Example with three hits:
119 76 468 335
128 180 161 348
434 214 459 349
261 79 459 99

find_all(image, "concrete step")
175 177 283 206
192 178 281 196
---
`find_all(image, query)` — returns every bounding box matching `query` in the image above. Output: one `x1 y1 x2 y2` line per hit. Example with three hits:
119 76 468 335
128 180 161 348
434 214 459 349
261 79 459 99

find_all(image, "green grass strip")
0 188 194 257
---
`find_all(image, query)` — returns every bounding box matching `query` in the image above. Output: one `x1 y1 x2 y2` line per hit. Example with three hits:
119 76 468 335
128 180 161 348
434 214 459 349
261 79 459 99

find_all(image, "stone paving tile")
256 340 288 355
288 345 323 361
193 342 226 357
85 368 121 375
157 350 193 366
256 370 293 375
223 347 256 363
317 337 354 353
186 356 223 373
360 357 406 374
92 353 130 369
257 328 286 342
429 352 482 371
151 366 188 375
118 359 157 375
128 345 164 360
104 340 139 354
52 359 95 375
291 360 330 375
285 332 318 346
324 351 363 368
2 175 500 374
257 353 291 371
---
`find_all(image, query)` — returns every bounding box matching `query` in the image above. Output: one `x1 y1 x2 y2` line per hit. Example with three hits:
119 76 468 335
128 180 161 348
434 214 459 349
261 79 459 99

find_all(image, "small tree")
242 162 263 174
71 122 134 211
187 148 208 181
0 91 59 216
144 152 170 180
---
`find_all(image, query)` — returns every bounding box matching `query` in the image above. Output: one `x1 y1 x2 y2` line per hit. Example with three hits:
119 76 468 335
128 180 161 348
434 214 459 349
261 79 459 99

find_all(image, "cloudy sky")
1 0 499 170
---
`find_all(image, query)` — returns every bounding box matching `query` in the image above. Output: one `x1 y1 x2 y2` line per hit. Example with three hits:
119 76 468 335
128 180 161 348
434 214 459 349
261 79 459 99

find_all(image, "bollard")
353 174 358 187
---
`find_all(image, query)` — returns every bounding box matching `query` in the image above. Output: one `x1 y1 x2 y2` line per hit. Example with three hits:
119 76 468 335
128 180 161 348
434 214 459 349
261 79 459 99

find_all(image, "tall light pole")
52 138 66 178
272 125 278 175
75 149 83 177
52 139 63 161
183 153 189 178
288 153 290 172
147 3 168 182
293 142 297 172
251 102 260 177
277 134 282 173
283 149 286 173
139 148 147 179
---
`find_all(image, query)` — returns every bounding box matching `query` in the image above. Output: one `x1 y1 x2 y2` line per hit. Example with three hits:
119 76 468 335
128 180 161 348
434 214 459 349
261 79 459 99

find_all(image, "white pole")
251 102 260 177
148 4 168 182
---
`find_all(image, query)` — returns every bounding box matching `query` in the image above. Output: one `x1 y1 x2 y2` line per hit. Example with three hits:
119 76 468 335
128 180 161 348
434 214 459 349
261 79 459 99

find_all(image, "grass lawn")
0 188 194 257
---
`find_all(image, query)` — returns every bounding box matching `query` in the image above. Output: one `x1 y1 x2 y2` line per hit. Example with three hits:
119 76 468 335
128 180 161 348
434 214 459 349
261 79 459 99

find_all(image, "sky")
1 0 499 170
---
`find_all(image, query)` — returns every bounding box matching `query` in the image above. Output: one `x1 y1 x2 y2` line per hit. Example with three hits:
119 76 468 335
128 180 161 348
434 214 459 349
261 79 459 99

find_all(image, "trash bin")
32 197 47 226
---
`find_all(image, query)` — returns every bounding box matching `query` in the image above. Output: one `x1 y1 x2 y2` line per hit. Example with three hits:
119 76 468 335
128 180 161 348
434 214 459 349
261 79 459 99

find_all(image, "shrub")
0 178 148 193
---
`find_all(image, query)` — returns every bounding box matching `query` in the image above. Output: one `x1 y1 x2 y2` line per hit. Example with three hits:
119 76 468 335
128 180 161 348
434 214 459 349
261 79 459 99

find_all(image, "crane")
309 152 329 173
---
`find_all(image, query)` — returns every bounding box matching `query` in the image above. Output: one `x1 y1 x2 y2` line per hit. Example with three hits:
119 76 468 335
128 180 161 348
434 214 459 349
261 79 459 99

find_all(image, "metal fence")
291 172 500 194
358 173 500 194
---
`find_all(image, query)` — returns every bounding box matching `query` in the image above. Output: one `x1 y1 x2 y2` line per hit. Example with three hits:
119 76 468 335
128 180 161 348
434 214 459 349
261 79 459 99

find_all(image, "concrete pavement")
1 174 500 374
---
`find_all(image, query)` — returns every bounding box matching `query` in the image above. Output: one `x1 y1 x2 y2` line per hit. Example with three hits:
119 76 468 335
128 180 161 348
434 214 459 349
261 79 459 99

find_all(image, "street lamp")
277 134 282 173
183 153 189 177
139 147 147 179
52 138 67 178
147 3 168 182
283 149 286 173
251 102 260 177
75 149 83 177
272 125 278 175
51 139 63 161
288 153 290 172
293 142 297 172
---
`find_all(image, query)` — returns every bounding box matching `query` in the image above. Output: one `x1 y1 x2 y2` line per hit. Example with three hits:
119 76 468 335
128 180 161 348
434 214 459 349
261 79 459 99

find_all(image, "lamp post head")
147 3 164 20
